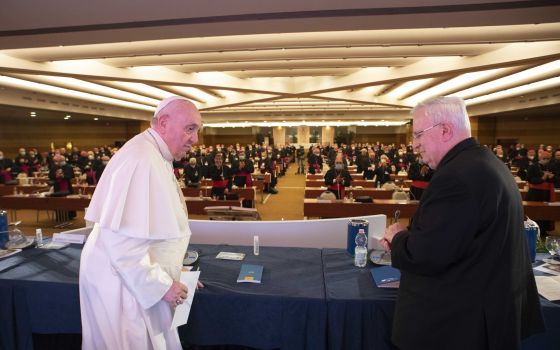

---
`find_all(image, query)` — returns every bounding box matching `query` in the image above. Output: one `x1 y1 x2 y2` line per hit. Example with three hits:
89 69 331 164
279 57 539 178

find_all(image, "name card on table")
52 232 86 244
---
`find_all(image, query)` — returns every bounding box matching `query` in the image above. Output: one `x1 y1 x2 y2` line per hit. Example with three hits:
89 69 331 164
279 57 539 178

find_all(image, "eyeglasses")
412 123 442 139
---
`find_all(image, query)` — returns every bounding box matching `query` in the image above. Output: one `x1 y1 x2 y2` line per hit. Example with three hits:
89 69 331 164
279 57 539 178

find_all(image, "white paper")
171 270 200 328
534 264 560 276
534 276 560 301
52 232 86 244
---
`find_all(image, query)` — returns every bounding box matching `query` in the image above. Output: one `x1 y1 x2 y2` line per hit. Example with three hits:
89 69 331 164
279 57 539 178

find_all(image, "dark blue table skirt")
0 244 327 350
180 244 327 350
322 249 560 350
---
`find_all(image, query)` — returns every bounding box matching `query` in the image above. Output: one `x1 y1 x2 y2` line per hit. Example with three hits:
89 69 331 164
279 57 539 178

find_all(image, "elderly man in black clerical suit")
208 153 232 199
381 96 543 350
324 155 352 199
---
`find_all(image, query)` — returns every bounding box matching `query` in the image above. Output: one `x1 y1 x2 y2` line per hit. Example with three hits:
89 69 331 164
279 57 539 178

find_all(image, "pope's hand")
163 281 188 308
379 223 406 251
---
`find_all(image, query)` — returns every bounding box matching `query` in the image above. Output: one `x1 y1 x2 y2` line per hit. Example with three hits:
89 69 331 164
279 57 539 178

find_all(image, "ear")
155 114 170 132
440 123 453 142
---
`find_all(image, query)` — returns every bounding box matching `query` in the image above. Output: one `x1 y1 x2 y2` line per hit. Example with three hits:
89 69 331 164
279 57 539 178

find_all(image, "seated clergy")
324 156 352 199
233 159 253 188
208 153 232 199
184 157 201 186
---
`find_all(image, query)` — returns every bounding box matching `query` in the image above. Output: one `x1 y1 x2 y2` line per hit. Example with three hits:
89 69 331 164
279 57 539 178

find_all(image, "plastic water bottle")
253 235 260 256
354 229 368 267
35 228 43 247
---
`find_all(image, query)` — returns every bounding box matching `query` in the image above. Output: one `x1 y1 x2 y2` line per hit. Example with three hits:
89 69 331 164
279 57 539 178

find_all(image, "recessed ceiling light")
66 115 71 118
93 117 99 121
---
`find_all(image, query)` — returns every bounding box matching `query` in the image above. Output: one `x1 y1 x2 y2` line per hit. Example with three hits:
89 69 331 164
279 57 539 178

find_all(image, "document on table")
171 270 200 329
534 263 560 276
534 276 560 301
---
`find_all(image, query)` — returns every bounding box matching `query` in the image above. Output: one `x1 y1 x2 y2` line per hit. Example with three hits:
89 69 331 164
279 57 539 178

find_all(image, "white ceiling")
1 0 559 126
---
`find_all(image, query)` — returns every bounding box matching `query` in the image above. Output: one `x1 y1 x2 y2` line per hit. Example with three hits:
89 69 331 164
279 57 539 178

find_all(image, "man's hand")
163 281 188 308
379 223 406 251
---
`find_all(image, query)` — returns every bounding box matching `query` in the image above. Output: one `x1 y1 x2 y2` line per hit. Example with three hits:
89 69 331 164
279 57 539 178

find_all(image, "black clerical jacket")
324 168 352 199
390 138 544 350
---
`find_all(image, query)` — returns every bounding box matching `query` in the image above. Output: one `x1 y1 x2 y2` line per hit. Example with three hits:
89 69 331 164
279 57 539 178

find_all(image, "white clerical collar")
146 128 174 163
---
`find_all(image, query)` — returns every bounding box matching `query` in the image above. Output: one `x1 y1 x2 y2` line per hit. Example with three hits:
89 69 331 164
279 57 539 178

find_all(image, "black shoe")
269 188 278 194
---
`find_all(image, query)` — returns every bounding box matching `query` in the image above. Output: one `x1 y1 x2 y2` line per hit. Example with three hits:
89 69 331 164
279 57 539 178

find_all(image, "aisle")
255 162 306 221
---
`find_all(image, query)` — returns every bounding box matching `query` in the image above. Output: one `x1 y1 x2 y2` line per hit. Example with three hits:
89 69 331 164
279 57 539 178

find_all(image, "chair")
392 190 410 201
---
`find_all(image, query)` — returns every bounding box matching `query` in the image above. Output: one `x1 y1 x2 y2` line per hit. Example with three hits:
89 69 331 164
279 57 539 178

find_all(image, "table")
182 186 256 207
0 195 243 217
305 188 407 199
321 249 560 350
304 199 419 219
307 179 377 188
0 244 327 350
304 198 560 221
180 244 326 349
0 245 557 350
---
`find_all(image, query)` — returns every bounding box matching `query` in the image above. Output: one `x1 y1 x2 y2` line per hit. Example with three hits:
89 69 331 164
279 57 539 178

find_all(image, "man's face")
162 101 202 160
412 108 441 169
214 156 223 167
555 151 560 161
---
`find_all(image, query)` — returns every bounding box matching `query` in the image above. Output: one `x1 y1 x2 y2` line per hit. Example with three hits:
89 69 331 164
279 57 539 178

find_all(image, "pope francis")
80 96 202 349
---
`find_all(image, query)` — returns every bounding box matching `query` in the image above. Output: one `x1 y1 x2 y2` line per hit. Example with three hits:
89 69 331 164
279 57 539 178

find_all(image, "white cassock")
80 128 191 350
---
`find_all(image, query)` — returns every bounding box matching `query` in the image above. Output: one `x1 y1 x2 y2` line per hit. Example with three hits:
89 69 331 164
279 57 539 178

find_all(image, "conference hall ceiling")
0 0 559 127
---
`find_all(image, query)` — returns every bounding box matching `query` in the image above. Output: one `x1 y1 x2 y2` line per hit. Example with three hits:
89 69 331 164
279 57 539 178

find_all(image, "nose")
190 131 199 145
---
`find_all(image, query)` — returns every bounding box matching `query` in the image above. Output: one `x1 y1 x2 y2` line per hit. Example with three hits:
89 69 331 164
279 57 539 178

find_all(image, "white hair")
412 96 471 136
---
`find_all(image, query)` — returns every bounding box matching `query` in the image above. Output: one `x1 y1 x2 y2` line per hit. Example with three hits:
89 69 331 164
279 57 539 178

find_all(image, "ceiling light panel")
465 76 560 105
0 75 155 111
455 60 560 99
385 78 433 100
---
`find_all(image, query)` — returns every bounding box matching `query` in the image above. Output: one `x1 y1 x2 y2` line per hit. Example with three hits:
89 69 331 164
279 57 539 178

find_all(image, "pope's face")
164 102 202 160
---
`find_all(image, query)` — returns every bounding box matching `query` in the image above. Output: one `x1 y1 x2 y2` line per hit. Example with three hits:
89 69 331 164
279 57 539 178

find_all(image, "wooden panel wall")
0 118 140 157
494 115 560 148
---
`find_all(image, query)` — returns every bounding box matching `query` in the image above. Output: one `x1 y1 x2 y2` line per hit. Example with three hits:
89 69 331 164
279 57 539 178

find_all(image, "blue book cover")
370 266 400 288
237 264 263 283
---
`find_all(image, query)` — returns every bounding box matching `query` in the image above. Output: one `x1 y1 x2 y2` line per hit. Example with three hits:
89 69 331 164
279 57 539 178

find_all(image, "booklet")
216 252 245 260
370 266 400 288
237 264 263 283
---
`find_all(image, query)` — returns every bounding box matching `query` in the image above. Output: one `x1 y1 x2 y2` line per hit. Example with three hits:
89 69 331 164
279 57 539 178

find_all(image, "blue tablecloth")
0 244 327 350
322 249 560 350
181 244 327 350
1 245 559 350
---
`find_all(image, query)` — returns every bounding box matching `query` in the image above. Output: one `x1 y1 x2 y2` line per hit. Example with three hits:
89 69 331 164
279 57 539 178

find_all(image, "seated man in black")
0 151 14 184
308 148 323 174
258 150 278 194
184 157 201 187
526 151 556 236
324 155 352 199
208 153 232 199
407 155 433 200
49 154 76 220
362 150 377 180
233 159 253 188
374 157 392 187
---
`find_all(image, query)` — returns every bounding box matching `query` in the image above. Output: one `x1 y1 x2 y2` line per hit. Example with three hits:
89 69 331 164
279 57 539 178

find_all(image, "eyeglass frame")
412 123 442 140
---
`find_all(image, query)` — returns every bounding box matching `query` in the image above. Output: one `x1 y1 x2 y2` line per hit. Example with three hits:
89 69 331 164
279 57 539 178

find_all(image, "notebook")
237 264 263 283
370 265 400 288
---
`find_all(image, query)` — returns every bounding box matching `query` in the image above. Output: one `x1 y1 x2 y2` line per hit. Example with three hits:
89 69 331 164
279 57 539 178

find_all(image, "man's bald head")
151 97 202 160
